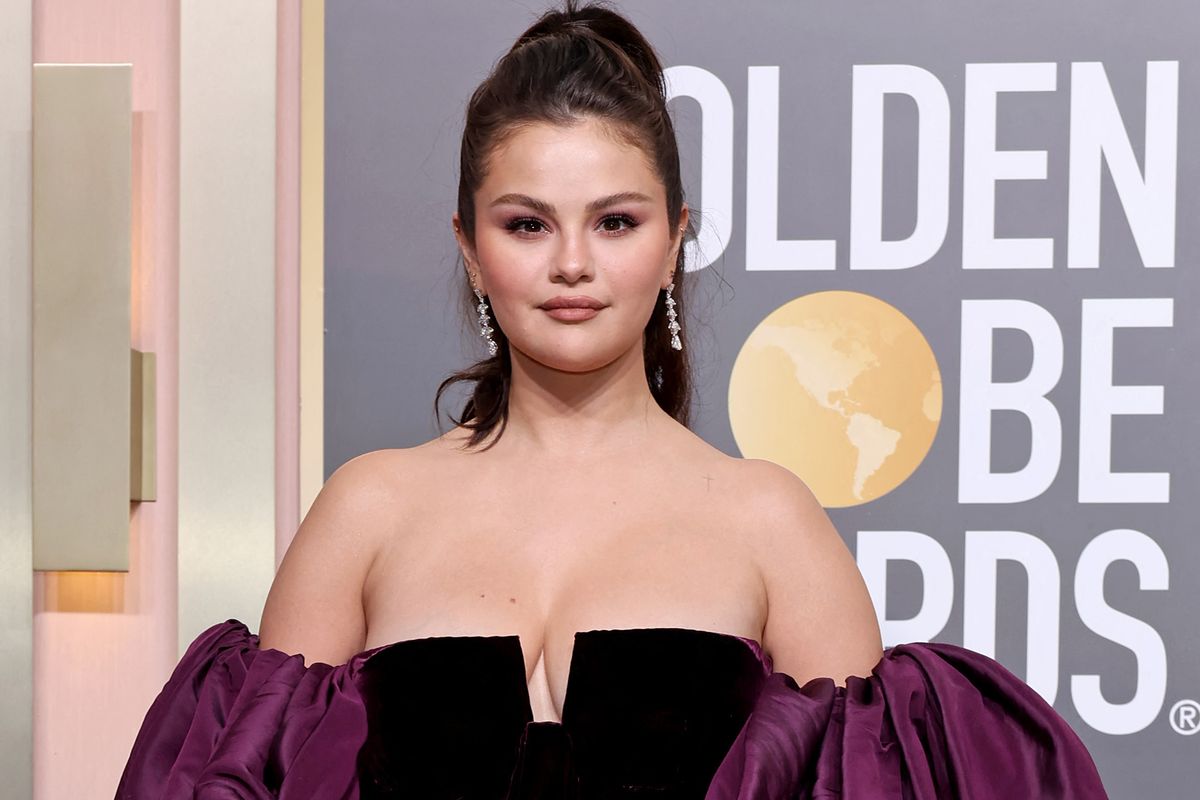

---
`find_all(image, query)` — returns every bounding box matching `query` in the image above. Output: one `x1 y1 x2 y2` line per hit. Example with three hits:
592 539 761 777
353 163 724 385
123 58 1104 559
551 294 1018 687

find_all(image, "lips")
540 295 606 323
540 295 605 310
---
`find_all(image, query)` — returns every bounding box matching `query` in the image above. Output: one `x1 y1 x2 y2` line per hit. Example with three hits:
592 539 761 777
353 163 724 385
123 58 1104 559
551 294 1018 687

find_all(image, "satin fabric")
115 619 1109 799
705 642 1108 798
115 621 369 799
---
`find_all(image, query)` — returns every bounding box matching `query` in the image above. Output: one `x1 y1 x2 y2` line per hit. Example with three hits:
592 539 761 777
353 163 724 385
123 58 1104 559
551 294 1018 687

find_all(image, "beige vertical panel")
32 64 133 572
132 349 157 502
0 0 32 793
179 1 277 651
276 0 303 564
300 0 326 522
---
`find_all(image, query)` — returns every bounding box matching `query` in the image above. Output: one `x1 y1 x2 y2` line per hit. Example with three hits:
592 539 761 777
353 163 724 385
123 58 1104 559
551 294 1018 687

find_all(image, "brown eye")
506 218 546 235
600 214 639 233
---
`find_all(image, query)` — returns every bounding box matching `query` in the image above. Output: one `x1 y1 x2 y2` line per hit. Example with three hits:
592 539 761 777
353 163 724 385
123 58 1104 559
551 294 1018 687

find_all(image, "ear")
452 213 485 294
663 204 689 289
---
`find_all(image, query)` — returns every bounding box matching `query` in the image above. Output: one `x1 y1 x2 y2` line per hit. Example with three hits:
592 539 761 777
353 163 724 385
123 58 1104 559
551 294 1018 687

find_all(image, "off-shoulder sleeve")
115 620 368 800
705 641 1108 799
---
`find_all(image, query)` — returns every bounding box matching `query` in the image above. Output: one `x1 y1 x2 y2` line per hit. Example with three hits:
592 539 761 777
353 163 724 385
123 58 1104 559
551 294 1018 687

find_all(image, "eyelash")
504 213 641 237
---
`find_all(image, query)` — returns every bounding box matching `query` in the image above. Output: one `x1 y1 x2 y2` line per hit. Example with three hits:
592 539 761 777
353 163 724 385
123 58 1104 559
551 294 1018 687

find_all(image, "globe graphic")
728 290 942 507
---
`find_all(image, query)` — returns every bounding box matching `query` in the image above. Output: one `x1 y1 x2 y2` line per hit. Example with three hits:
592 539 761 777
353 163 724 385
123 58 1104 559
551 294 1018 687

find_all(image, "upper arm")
745 459 883 687
257 450 395 666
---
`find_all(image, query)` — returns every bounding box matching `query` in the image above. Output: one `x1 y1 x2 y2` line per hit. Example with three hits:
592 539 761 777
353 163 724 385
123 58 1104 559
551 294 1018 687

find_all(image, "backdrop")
324 2 1198 795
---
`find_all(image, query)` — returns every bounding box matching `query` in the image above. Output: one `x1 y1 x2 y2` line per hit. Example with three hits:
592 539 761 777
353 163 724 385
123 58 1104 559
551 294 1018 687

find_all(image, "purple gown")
115 619 1109 798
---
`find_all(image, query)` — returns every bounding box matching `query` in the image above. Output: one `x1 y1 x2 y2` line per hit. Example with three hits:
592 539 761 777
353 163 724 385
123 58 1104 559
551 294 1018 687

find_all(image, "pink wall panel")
32 1 179 796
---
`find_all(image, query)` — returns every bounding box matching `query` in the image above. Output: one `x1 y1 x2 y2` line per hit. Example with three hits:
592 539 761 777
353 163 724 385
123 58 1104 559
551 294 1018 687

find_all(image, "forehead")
480 118 661 199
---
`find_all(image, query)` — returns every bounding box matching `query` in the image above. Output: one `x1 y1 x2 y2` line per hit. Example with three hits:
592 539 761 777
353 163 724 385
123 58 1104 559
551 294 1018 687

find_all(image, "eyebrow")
488 191 654 215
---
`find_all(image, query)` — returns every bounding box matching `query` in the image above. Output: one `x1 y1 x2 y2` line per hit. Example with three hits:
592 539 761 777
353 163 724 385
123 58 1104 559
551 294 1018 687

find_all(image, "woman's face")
454 118 687 373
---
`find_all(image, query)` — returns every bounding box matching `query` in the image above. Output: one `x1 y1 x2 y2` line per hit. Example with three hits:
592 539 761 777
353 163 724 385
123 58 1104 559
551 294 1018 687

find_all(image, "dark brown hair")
434 0 695 449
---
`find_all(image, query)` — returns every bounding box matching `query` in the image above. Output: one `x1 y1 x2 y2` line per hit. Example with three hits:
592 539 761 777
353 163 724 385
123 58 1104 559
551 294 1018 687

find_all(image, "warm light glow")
39 570 126 613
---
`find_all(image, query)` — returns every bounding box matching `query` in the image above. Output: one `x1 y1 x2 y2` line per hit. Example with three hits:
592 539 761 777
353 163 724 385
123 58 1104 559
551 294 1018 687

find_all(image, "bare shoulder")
731 458 884 686
256 446 425 665
729 458 846 550
311 445 429 532
726 457 827 529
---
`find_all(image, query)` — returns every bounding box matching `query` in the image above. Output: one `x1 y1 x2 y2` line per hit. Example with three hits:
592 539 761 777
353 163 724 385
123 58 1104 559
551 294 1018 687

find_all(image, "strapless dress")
115 620 1109 799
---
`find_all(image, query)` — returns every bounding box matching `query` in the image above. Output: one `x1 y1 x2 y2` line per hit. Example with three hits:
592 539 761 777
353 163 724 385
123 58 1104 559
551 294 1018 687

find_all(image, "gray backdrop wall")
325 2 1198 795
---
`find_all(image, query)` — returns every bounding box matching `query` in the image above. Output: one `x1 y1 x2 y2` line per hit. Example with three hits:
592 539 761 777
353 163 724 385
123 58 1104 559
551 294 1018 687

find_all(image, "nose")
550 228 594 285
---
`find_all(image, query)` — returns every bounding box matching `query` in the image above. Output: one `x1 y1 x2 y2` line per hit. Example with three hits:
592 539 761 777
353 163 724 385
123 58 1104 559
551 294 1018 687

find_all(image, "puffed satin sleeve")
705 641 1108 799
115 619 369 800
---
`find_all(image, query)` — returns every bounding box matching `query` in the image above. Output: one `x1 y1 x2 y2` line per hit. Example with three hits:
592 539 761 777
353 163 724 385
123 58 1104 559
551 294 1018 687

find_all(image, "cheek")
611 242 670 295
472 242 540 338
475 236 533 294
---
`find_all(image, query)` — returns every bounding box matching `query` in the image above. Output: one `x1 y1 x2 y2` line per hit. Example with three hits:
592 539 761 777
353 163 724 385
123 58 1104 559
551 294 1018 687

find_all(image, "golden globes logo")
669 55 1183 740
727 290 1176 736
728 290 941 507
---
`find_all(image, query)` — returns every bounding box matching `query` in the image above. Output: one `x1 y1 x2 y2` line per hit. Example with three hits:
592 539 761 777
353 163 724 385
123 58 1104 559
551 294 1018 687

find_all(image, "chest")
362 491 766 723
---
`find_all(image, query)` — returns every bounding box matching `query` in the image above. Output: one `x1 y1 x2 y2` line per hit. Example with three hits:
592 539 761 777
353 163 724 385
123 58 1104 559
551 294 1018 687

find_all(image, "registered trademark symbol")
1169 699 1200 735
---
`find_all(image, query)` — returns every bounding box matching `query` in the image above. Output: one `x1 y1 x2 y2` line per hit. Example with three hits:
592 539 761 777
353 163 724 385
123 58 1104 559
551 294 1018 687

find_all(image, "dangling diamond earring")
473 286 498 356
665 281 682 351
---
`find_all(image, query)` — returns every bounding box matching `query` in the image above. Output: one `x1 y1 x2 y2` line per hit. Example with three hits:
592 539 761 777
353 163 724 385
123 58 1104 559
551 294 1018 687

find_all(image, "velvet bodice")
353 627 771 799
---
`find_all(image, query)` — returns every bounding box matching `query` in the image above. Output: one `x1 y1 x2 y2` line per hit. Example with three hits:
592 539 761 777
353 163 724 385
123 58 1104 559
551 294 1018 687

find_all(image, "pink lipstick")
540 295 605 322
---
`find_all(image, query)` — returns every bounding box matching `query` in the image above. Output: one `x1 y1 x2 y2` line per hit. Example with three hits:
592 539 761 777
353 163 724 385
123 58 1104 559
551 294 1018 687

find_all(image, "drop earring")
473 286 498 357
665 282 682 351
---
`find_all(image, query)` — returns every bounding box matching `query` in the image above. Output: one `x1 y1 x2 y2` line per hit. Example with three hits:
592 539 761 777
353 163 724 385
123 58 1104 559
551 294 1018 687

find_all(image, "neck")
496 341 668 461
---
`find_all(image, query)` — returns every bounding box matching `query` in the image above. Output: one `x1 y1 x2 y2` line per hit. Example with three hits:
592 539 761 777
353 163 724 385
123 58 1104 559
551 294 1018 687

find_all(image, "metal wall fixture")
32 63 154 572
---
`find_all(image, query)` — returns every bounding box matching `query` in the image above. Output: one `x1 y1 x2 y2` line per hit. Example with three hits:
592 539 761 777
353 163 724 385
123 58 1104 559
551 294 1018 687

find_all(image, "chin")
513 342 626 374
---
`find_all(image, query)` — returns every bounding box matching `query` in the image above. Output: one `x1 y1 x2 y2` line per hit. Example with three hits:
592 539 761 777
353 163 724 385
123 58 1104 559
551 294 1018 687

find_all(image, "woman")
117 2 1108 798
